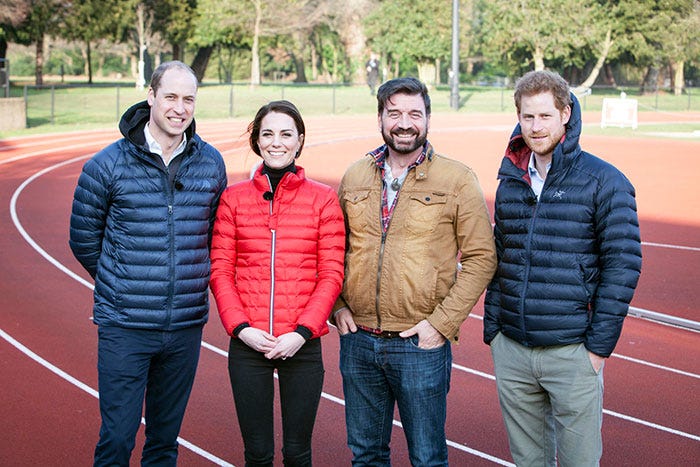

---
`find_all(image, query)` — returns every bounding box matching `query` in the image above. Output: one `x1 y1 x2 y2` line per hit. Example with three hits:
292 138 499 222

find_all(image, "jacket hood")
500 91 582 179
118 100 197 148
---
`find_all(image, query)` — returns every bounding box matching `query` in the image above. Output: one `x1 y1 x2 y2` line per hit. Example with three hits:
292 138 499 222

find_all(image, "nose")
173 98 186 113
398 112 412 128
531 116 544 132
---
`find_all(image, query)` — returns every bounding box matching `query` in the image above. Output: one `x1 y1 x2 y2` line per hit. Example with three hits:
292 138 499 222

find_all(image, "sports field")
1 109 699 465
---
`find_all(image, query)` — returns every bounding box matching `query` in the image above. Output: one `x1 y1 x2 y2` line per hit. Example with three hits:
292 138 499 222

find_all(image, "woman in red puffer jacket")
210 100 345 467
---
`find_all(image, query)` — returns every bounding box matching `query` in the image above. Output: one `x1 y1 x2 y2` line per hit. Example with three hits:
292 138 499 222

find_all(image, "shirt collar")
528 151 550 177
144 123 187 160
370 141 431 170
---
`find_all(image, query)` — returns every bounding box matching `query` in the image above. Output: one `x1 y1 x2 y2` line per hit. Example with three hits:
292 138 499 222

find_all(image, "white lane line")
4 145 700 465
603 409 700 442
642 241 700 252
612 353 700 380
6 156 235 466
468 314 700 376
200 343 515 465
0 328 234 467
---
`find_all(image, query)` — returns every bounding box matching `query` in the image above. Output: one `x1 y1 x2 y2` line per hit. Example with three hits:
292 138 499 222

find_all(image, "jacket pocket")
343 189 371 230
405 191 447 235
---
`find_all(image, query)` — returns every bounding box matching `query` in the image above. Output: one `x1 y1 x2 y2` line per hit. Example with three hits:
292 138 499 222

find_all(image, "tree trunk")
417 61 436 86
0 37 7 63
435 58 441 85
136 3 146 89
292 52 307 83
603 63 616 86
172 43 182 61
533 46 545 71
335 6 369 84
86 40 93 84
35 34 44 86
573 28 612 94
249 0 262 85
672 61 684 96
641 66 658 94
310 40 318 81
190 46 213 83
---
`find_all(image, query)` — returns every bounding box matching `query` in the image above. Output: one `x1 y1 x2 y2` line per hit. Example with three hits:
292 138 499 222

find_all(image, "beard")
381 126 428 154
522 127 566 159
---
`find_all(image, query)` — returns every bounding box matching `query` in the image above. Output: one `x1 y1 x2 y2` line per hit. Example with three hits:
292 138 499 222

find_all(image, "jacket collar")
252 163 306 193
119 100 198 157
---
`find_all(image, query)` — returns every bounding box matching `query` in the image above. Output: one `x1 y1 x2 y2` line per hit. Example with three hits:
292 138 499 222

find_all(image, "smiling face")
147 67 197 144
257 112 304 169
379 92 429 159
518 91 571 162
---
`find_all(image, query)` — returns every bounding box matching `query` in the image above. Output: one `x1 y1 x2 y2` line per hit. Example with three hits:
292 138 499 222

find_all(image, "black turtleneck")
262 162 297 192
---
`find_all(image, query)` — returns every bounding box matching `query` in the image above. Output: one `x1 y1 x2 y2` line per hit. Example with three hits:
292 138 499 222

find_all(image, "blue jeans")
339 330 452 467
94 325 202 467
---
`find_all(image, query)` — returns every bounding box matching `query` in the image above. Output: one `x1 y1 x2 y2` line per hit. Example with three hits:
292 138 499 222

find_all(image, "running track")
1 112 699 466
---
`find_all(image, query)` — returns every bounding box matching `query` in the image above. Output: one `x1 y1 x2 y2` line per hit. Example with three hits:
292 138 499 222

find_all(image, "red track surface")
1 112 699 466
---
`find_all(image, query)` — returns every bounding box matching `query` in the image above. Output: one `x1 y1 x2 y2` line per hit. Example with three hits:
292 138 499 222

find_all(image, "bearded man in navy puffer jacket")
484 70 642 467
69 61 227 466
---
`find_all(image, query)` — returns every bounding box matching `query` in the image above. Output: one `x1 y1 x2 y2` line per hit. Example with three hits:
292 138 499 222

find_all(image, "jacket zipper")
269 229 276 335
266 175 276 335
375 230 387 328
165 170 176 329
514 176 538 343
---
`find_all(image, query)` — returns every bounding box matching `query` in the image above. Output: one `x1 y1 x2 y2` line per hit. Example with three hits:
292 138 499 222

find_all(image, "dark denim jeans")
94 325 203 467
228 337 324 467
339 330 452 467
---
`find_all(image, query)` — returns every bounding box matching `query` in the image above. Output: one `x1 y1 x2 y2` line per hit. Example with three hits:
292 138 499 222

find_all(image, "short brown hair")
149 61 198 95
514 70 571 113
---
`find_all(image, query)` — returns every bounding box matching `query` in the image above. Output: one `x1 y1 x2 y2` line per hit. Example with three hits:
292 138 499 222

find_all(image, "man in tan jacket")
333 77 497 466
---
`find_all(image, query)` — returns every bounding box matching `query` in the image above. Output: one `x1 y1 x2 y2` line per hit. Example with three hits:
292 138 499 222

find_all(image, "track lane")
2 114 699 466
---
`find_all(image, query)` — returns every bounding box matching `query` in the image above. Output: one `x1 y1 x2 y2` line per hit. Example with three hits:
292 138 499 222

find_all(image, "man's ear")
562 105 571 125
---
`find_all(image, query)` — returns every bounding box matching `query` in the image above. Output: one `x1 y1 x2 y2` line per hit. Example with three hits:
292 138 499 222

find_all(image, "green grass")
3 81 700 138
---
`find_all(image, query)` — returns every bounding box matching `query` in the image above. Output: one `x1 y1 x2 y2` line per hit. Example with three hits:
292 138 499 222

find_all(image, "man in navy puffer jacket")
69 61 227 466
484 70 642 467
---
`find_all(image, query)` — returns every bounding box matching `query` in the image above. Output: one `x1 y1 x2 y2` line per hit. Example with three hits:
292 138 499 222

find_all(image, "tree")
8 0 68 85
191 0 253 82
60 0 131 83
0 0 31 66
148 0 198 61
365 0 452 84
193 0 331 85
326 0 376 83
474 0 607 79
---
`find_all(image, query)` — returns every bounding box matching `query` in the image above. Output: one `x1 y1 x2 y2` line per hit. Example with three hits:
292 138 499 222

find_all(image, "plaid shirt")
369 142 430 233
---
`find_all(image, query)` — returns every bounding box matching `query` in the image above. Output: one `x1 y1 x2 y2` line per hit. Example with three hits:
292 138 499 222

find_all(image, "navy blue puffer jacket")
483 94 642 357
69 101 227 330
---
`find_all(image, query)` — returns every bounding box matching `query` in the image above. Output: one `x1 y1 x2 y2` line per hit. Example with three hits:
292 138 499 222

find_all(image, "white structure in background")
601 92 638 129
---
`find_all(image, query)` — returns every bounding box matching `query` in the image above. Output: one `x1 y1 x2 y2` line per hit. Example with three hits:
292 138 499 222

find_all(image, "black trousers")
228 337 324 467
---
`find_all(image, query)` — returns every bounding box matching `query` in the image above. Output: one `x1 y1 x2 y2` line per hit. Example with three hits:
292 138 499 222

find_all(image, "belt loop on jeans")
356 324 403 339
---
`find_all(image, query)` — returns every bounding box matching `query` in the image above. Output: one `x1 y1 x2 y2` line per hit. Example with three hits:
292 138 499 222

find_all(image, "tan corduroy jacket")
333 144 497 342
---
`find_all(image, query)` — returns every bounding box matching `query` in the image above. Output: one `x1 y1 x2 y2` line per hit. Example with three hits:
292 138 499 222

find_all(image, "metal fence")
14 82 700 129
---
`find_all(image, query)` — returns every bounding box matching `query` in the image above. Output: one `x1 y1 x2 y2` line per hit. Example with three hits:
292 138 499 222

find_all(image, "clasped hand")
238 327 305 360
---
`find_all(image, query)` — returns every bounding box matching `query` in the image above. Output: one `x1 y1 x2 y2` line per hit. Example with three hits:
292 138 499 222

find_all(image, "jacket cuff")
295 325 313 340
232 322 250 337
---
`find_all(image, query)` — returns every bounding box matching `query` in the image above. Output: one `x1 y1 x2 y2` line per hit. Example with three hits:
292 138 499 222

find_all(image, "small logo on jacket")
552 190 565 199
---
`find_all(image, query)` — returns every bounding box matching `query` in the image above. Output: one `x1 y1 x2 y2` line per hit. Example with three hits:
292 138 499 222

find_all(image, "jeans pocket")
406 334 447 351
579 344 603 376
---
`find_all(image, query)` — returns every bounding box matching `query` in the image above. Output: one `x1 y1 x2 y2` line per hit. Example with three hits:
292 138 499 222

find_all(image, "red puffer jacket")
210 165 345 339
